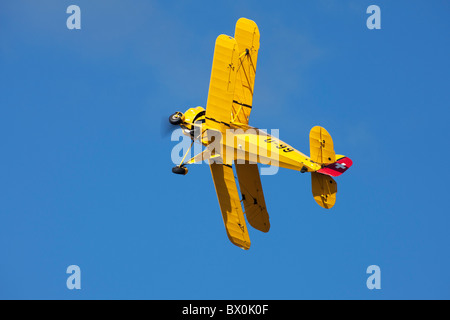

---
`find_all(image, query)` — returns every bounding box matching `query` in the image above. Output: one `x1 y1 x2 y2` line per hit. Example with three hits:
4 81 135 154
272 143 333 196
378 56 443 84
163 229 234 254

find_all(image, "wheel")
172 166 188 175
169 112 183 125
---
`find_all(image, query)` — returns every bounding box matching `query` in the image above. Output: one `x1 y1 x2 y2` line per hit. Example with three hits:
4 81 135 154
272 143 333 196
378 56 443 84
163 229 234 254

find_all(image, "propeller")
160 112 184 138
160 115 175 138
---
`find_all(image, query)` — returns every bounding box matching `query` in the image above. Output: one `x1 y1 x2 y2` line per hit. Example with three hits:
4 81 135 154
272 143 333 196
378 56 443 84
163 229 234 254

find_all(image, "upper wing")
231 18 260 125
235 161 270 232
205 19 260 130
210 163 251 249
205 34 239 131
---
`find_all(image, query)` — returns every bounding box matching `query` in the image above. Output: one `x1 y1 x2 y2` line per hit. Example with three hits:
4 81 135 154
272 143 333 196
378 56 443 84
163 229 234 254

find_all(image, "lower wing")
210 163 251 249
235 161 270 232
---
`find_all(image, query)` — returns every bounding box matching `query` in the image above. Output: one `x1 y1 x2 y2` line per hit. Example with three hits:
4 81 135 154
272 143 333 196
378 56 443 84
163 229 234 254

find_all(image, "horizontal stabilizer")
311 172 337 209
310 126 335 165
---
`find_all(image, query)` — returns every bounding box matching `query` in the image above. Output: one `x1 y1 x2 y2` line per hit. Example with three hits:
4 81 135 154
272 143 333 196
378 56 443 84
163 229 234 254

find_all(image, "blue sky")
1 0 449 299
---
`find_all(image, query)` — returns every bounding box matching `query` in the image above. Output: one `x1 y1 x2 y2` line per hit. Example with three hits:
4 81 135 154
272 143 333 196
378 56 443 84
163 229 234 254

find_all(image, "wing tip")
227 233 251 250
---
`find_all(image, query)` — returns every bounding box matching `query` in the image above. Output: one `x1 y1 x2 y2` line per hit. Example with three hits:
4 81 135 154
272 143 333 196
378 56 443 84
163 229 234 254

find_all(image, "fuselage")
184 115 321 173
207 122 322 173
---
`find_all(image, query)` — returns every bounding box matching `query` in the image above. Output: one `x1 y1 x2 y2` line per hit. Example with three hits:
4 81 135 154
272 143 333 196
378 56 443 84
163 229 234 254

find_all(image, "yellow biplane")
169 18 352 249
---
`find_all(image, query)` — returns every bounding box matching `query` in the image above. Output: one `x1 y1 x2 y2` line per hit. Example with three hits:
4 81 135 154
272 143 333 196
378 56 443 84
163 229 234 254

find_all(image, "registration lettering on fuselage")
264 137 294 152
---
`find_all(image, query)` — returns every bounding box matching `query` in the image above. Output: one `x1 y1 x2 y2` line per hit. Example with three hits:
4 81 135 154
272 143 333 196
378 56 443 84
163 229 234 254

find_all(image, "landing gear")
169 112 183 125
172 166 188 175
300 166 308 173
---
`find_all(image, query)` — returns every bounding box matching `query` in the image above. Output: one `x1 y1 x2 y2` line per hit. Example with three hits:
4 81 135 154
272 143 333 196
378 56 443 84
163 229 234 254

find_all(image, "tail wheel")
169 112 183 125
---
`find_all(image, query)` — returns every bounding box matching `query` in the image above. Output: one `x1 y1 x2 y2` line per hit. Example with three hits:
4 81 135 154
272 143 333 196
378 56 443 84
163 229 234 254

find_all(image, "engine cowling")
181 107 205 129
180 106 205 139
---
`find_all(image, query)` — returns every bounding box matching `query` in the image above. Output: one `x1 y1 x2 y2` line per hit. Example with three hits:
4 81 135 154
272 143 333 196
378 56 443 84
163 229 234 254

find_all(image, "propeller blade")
160 115 175 138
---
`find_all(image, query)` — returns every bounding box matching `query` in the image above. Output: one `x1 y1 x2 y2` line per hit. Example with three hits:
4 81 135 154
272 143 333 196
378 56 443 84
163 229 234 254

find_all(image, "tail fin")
309 126 352 209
